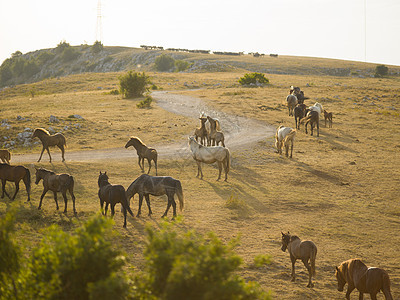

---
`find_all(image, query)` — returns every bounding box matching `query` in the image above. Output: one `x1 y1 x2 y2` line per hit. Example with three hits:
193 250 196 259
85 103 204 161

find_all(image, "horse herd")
0 88 394 299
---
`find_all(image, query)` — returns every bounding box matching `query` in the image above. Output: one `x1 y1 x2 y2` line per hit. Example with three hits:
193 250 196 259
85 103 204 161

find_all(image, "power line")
95 0 103 42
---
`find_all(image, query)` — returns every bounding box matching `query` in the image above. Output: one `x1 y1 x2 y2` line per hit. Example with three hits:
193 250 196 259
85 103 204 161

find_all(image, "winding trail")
13 91 275 163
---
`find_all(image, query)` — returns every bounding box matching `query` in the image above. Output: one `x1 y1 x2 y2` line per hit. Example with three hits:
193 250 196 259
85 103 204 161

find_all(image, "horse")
294 104 307 129
207 116 225 147
308 102 324 117
0 163 31 201
324 110 333 128
335 258 393 300
275 126 296 158
0 149 11 164
35 167 76 214
286 94 298 116
126 174 184 219
300 110 320 137
281 231 317 288
125 137 158 175
98 172 134 228
194 115 209 146
188 137 230 181
32 128 66 162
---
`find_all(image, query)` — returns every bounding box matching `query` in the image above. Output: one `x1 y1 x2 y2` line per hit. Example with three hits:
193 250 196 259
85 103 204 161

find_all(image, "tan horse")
286 94 298 116
281 232 317 287
35 167 76 214
324 109 333 128
125 137 158 175
335 258 393 300
32 128 66 162
188 137 230 181
194 116 209 146
0 149 11 164
0 163 31 201
275 126 296 158
98 172 134 228
207 116 225 147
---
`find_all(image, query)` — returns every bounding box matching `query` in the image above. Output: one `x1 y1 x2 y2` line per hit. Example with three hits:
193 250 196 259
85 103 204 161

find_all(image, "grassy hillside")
0 64 399 298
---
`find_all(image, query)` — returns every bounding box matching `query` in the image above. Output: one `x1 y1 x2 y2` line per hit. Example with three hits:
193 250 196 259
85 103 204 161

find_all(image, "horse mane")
38 167 55 175
34 127 50 136
290 235 300 242
130 136 146 146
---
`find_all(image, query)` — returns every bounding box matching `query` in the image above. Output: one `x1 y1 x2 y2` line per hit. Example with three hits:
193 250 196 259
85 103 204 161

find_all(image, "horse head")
335 266 346 292
281 231 291 252
34 167 42 184
98 171 109 187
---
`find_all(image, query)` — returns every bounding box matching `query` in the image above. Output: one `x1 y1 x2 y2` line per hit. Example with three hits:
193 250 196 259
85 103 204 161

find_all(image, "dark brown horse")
125 174 184 219
98 172 134 228
294 103 307 129
35 167 76 214
300 110 320 136
324 109 333 128
125 137 158 175
335 258 393 300
281 232 317 287
32 128 66 162
0 163 31 201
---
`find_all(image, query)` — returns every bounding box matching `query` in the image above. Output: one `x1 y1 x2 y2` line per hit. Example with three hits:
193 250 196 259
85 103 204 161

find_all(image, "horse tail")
225 148 230 174
174 180 184 211
24 168 31 195
283 129 296 145
216 119 221 131
66 175 74 190
382 271 393 300
7 150 11 162
310 245 317 277
121 189 134 217
300 114 312 124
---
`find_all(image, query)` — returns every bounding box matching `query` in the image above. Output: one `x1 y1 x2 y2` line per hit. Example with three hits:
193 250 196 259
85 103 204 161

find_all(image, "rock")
48 126 55 134
70 114 84 119
49 115 59 123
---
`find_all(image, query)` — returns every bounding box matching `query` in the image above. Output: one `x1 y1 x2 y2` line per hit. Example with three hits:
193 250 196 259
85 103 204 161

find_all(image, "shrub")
92 41 104 53
55 41 70 54
253 254 273 268
24 60 40 77
239 72 269 86
118 71 150 98
175 60 190 72
37 51 55 64
154 54 175 71
135 220 272 299
61 47 80 62
136 95 153 108
375 65 388 77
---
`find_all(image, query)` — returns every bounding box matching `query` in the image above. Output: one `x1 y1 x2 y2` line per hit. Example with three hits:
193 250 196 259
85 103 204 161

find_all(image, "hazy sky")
1 0 399 66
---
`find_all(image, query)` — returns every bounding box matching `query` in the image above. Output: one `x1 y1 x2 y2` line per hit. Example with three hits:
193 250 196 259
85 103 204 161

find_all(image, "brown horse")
194 116 209 146
286 94 298 116
324 110 333 128
300 110 320 137
126 174 184 219
207 116 225 147
98 172 134 228
281 232 317 287
0 163 31 201
0 149 11 164
125 137 158 175
294 103 307 129
335 258 393 300
35 167 76 214
32 128 66 162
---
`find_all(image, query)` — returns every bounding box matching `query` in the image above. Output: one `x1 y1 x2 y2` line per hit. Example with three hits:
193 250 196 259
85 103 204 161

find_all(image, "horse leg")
222 159 228 182
110 204 115 217
1 179 10 199
196 161 203 179
144 194 152 216
305 122 308 134
58 145 65 162
162 199 172 218
69 188 76 214
53 191 59 210
217 161 222 181
104 202 109 216
138 157 144 172
290 141 294 158
345 283 355 300
171 196 177 219
137 194 143 217
62 191 68 213
23 173 30 201
154 158 158 176
290 255 296 282
11 181 20 200
147 158 152 174
122 204 127 228
302 258 313 288
100 199 104 215
37 146 46 162
38 189 48 209
369 293 377 300
46 148 52 163
317 120 320 137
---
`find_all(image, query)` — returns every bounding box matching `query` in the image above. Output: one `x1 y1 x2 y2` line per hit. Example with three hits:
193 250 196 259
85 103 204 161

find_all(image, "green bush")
155 54 175 72
37 51 55 64
92 41 104 53
136 95 153 108
375 64 388 77
239 72 269 86
175 60 190 72
56 41 70 54
135 220 271 300
119 71 150 98
61 47 80 62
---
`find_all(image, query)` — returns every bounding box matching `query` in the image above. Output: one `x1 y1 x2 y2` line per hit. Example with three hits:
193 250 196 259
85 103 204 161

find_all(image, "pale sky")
1 0 400 66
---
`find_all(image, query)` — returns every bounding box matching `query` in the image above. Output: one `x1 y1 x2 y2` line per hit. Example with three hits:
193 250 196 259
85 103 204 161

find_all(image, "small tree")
175 60 190 72
154 54 175 72
375 64 388 77
119 71 150 98
56 41 70 54
61 47 80 62
239 72 269 86
92 41 104 53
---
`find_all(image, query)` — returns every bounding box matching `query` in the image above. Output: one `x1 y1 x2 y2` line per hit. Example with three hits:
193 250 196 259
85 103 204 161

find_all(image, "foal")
281 232 317 287
323 110 333 128
0 149 11 164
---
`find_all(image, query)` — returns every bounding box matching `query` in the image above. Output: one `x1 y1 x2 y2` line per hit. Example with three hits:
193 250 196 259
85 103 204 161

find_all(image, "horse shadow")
292 159 345 186
319 131 359 154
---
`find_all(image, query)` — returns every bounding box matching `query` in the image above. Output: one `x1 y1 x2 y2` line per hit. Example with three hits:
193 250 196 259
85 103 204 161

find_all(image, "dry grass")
0 67 399 299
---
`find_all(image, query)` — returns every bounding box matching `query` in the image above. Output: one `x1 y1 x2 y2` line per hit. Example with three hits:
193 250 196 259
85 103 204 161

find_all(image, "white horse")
286 94 298 116
308 102 323 117
275 125 297 158
188 137 230 181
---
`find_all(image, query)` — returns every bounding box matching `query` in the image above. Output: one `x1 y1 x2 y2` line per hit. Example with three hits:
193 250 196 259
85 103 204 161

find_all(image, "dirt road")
13 91 275 163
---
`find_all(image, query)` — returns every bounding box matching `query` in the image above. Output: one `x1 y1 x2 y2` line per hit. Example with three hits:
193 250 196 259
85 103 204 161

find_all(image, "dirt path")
13 91 275 163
